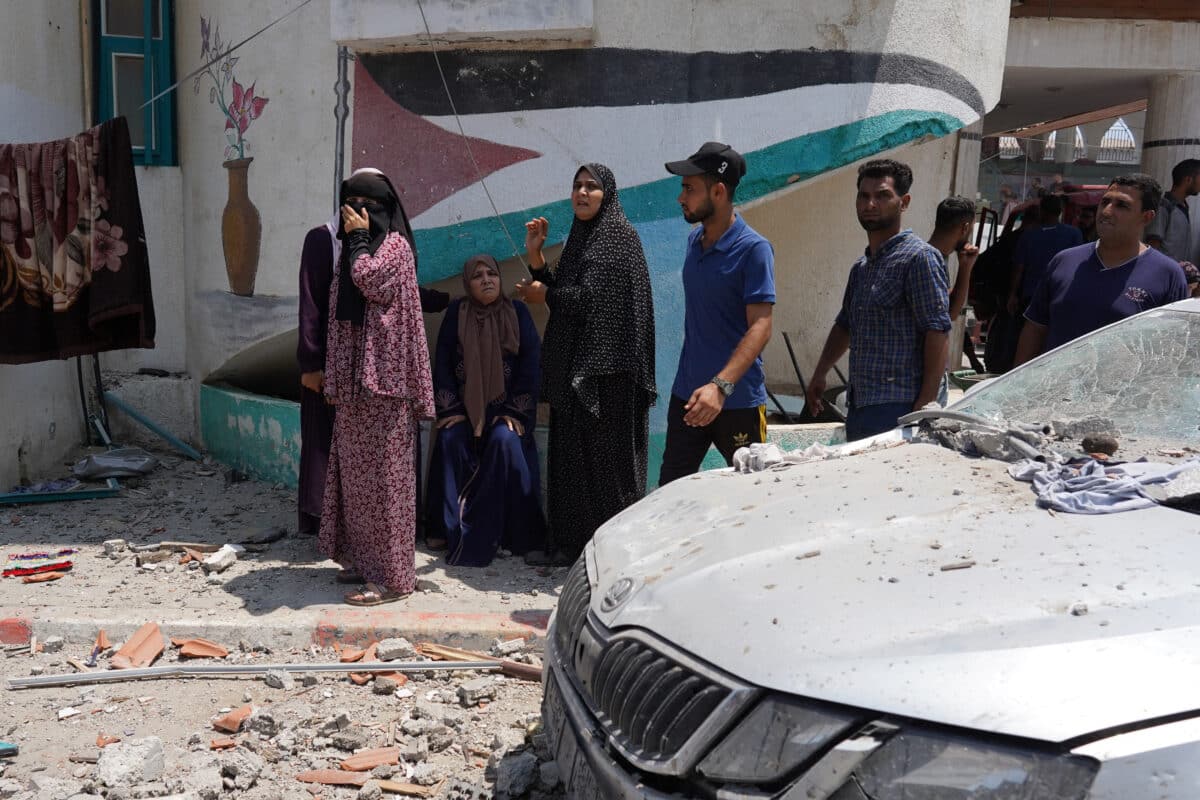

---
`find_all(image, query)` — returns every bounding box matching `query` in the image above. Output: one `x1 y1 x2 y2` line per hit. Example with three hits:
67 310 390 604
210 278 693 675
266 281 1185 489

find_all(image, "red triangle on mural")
351 61 541 218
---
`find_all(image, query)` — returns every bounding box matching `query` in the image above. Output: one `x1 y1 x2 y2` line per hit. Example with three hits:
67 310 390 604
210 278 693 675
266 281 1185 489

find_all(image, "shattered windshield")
951 308 1200 459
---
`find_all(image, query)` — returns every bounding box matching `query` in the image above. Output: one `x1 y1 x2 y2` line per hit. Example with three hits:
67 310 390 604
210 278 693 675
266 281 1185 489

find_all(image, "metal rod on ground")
8 660 501 690
102 391 203 460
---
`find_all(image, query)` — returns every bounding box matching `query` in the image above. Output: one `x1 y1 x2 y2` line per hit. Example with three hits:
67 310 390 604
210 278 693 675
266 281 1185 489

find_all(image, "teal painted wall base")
199 383 846 494
200 383 303 488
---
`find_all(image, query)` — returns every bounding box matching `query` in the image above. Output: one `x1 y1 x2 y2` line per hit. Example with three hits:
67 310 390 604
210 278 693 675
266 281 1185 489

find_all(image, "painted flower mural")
194 16 269 295
194 17 270 161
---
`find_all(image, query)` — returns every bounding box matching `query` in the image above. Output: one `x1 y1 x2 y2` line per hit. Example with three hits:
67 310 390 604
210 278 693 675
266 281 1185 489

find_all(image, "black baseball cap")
665 141 746 188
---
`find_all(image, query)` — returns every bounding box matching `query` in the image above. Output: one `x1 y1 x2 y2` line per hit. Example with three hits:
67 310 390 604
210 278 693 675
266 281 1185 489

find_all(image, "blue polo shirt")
672 215 775 409
1015 223 1084 299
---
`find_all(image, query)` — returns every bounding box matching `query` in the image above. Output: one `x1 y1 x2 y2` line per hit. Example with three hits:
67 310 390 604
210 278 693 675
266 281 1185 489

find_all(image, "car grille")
553 557 592 663
588 637 731 763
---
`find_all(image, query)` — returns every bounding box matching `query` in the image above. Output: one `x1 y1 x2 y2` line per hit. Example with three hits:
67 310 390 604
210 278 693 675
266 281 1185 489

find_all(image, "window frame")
94 0 176 166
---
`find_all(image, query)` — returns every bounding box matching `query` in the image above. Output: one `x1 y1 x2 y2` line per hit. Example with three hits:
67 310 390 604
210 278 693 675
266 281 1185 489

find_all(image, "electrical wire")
137 0 316 111
413 0 527 267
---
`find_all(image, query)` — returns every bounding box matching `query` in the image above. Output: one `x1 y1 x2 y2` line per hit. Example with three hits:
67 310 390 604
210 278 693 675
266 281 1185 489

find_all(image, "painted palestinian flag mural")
351 47 983 283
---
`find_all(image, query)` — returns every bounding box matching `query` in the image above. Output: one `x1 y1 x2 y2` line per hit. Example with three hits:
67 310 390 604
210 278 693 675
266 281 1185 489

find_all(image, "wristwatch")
710 377 735 397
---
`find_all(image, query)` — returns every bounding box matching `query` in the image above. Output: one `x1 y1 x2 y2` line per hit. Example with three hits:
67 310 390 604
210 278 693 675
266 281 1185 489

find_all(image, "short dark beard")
857 213 899 232
683 196 716 225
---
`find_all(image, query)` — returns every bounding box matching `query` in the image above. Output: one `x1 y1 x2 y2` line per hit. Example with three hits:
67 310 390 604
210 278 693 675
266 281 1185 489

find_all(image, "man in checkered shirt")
806 159 952 441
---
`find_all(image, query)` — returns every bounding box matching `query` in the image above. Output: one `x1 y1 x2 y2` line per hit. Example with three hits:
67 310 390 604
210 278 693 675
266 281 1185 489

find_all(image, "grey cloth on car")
1008 457 1200 514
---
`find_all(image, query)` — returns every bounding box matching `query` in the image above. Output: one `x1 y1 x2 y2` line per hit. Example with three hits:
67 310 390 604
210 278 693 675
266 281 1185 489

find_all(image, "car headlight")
697 695 860 784
697 696 1099 799
833 728 1099 800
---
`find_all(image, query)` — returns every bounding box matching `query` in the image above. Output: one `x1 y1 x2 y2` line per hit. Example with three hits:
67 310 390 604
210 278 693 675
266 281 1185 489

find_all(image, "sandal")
344 582 409 606
335 570 365 584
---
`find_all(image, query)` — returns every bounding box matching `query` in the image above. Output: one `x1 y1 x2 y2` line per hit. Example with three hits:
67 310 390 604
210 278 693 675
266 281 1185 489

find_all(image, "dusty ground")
1 443 568 799
3 444 565 637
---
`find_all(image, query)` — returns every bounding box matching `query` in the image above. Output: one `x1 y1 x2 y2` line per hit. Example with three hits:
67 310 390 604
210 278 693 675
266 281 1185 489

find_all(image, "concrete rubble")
0 444 567 799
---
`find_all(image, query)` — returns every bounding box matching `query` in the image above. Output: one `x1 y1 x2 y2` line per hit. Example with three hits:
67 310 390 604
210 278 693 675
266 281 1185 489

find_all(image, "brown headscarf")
458 254 520 436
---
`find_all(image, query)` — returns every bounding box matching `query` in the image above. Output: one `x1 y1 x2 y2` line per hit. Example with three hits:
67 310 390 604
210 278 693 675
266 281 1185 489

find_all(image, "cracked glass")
952 308 1200 460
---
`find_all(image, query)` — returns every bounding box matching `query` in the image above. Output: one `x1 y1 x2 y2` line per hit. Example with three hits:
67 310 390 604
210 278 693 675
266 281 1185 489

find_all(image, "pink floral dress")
319 233 434 594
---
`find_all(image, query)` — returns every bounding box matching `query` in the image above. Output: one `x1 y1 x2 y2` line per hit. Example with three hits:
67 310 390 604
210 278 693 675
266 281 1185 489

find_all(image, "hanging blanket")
0 116 155 363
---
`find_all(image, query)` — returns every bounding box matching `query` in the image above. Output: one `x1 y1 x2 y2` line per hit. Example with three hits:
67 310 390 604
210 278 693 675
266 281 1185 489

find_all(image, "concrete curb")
0 608 550 654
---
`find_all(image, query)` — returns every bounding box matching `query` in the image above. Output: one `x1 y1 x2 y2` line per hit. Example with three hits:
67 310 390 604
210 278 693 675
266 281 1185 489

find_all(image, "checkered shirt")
834 229 951 407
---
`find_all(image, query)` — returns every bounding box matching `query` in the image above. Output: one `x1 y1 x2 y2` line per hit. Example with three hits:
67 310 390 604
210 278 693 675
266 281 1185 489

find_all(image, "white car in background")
542 300 1200 799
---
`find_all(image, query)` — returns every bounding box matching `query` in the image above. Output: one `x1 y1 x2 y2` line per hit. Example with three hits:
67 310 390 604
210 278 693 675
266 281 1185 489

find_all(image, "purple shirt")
1025 242 1189 351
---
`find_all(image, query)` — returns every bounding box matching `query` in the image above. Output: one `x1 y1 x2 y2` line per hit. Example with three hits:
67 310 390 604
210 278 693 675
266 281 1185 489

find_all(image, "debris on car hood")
590 442 1200 742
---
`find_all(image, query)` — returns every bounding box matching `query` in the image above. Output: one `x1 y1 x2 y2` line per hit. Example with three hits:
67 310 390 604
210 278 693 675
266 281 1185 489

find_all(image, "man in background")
1145 158 1200 263
1015 174 1189 365
1008 194 1083 316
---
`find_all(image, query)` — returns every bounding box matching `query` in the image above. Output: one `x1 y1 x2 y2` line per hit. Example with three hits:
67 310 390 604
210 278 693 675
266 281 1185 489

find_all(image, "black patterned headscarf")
334 169 418 323
539 163 656 415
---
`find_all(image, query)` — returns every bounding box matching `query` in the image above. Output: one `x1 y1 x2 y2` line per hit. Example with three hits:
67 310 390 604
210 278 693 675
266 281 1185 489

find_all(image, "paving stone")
400 736 429 763
263 669 295 690
490 638 524 657
458 678 496 707
411 763 444 786
496 752 538 796
375 638 416 662
246 707 280 737
331 728 370 752
357 781 383 800
220 748 264 791
96 737 165 787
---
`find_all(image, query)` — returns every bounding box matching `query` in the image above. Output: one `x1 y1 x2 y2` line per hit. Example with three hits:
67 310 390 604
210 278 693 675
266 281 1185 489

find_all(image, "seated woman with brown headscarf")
425 254 546 567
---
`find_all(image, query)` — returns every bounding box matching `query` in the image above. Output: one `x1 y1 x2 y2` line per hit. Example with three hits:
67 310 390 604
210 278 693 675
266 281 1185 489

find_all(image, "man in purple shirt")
1014 174 1190 366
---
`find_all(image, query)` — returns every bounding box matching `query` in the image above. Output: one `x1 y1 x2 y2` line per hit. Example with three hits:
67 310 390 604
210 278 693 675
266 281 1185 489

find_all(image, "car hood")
590 441 1200 743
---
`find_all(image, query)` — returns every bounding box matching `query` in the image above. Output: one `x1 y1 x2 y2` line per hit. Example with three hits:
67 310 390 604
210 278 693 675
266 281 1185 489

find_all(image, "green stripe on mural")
414 109 963 282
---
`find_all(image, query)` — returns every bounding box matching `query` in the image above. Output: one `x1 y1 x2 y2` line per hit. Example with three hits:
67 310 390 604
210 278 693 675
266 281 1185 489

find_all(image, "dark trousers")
844 401 912 441
426 420 545 567
659 395 767 486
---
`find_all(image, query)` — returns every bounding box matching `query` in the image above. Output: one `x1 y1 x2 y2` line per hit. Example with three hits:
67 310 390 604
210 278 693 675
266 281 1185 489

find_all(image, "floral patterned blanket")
0 117 154 364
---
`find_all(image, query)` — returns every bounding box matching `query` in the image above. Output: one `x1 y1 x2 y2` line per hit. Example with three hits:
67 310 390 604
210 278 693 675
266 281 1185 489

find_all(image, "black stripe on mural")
1143 138 1200 149
359 48 984 117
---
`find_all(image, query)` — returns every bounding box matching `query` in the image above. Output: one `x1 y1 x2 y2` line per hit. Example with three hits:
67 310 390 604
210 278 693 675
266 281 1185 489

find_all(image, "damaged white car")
542 299 1200 799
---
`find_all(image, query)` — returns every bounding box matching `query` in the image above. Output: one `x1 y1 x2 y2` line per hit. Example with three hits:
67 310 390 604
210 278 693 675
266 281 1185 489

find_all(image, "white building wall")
0 1 87 490
174 0 341 382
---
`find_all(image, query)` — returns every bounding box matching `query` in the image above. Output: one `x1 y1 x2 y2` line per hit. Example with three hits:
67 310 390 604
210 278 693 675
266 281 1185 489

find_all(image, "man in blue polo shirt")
1007 193 1083 315
659 142 775 486
1015 173 1189 365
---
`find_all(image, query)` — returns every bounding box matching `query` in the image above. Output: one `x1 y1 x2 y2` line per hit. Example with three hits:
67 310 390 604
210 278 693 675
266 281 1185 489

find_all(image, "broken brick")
96 734 121 748
339 648 365 664
339 747 400 772
212 704 256 734
178 639 230 659
210 737 238 750
295 769 368 787
110 623 164 670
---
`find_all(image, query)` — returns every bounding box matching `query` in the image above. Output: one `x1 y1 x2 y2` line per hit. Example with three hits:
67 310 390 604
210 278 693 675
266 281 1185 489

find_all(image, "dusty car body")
542 300 1200 799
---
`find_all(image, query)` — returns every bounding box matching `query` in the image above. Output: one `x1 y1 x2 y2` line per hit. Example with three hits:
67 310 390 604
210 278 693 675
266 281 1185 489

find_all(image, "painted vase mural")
196 17 269 296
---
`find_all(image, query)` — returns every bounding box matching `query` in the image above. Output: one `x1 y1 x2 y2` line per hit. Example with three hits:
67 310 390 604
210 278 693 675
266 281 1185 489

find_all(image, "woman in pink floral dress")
320 170 433 605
